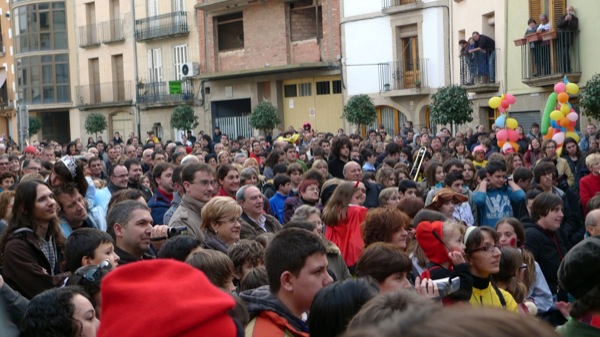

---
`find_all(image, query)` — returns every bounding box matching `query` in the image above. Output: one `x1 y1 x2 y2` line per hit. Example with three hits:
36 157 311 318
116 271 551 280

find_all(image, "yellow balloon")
566 82 579 95
506 118 518 130
489 97 502 109
566 131 580 142
560 104 570 115
550 110 563 121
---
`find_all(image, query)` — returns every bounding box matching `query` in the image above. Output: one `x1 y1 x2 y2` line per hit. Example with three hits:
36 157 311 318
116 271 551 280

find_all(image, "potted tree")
84 113 108 139
581 73 600 121
430 84 473 126
342 94 377 128
249 101 281 135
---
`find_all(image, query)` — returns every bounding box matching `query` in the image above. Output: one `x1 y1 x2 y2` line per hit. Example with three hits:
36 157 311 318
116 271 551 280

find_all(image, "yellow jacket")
470 282 519 313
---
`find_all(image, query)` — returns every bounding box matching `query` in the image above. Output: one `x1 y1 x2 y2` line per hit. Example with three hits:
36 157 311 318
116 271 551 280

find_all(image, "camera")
429 277 460 299
167 226 188 238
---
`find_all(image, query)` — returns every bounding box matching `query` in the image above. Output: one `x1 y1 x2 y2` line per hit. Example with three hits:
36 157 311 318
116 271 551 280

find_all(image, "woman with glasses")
291 205 351 281
464 226 518 312
201 196 242 254
20 286 99 337
0 180 69 299
323 181 368 271
283 179 321 223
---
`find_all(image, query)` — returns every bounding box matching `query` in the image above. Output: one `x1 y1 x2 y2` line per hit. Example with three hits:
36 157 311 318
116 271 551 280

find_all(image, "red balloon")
507 129 519 142
501 100 510 109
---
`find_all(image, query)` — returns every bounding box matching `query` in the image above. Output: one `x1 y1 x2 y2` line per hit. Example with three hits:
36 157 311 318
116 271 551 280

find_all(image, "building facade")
342 0 450 136
0 1 17 139
196 0 343 137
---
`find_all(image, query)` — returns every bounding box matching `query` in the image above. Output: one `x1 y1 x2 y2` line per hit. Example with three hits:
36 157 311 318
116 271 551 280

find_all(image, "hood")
415 221 450 266
239 285 307 332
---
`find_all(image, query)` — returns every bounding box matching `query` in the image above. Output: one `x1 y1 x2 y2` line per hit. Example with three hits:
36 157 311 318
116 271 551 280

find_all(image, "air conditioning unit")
181 62 200 77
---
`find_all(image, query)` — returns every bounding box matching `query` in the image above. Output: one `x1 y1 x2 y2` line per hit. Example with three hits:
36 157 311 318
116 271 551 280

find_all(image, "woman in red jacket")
580 153 600 214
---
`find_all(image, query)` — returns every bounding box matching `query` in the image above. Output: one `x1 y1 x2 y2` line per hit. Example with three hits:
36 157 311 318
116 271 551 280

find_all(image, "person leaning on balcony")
536 14 551 76
472 31 495 83
557 6 578 73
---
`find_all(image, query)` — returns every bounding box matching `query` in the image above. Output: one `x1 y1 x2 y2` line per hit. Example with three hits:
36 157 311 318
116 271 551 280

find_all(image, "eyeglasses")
470 244 501 253
73 260 113 284
193 179 216 186
113 174 128 179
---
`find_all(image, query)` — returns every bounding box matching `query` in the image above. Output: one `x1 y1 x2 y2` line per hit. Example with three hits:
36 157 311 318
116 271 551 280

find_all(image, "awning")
0 69 6 88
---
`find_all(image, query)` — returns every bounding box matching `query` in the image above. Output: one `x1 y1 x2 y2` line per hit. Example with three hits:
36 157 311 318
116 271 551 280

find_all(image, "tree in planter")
84 113 108 139
249 101 281 135
170 105 199 133
429 84 473 126
342 94 376 128
29 116 42 136
580 73 600 121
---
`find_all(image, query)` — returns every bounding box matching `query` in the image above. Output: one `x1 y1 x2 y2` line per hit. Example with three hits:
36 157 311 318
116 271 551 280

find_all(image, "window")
299 83 311 96
284 84 297 98
529 0 565 27
173 44 188 80
148 48 162 82
14 4 68 54
332 80 342 94
316 81 330 95
290 1 323 42
17 54 70 104
217 12 244 51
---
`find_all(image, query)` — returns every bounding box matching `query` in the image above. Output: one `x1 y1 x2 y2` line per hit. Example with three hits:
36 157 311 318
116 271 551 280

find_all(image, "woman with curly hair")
362 208 410 251
20 286 99 337
505 152 525 175
423 161 444 196
376 167 398 188
462 160 478 191
323 181 368 269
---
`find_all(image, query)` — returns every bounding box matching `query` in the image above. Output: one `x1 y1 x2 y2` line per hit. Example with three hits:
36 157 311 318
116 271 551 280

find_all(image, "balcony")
76 81 134 109
135 11 189 42
381 0 422 13
378 58 430 96
137 81 194 106
101 19 125 44
78 24 101 48
516 30 581 87
459 50 500 93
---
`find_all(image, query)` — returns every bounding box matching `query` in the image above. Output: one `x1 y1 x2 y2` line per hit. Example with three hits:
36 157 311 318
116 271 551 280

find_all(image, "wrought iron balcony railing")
76 81 134 107
382 0 418 9
135 11 189 42
515 30 580 86
101 19 125 44
78 23 101 48
137 81 194 104
377 58 428 92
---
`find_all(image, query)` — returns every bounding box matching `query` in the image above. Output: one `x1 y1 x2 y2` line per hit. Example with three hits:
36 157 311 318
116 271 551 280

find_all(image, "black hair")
265 228 326 293
513 167 533 184
20 286 92 337
443 171 464 187
385 142 401 155
361 148 375 163
228 239 264 278
65 228 114 273
443 159 464 173
273 174 291 191
157 235 203 261
308 279 378 337
533 161 556 183
52 159 89 198
123 158 141 171
283 220 317 232
273 163 288 175
530 192 563 222
239 266 269 292
465 226 498 255
485 160 507 175
398 179 417 193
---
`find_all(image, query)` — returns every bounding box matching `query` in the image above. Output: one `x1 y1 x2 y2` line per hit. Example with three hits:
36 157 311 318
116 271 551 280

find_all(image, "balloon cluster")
541 78 580 156
489 93 519 153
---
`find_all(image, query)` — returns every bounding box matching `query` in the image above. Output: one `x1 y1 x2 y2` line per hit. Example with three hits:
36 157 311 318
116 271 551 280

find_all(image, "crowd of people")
0 120 598 337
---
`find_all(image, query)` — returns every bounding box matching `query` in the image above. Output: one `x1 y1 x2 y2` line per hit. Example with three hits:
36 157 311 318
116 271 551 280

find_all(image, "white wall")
345 17 392 95
343 0 382 17
422 8 447 88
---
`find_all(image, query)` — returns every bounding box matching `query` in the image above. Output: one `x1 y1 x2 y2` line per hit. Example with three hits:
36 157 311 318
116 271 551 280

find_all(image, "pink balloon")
497 129 508 142
498 106 506 113
505 93 516 105
507 130 519 143
552 132 565 144
554 82 566 94
567 112 579 122
501 100 510 109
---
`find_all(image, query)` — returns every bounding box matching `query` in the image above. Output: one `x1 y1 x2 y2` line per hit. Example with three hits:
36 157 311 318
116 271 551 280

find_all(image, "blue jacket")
148 189 172 225
473 185 525 227
269 192 288 224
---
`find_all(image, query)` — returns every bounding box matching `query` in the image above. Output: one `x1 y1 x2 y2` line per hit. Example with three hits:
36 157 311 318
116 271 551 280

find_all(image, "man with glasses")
21 159 42 176
168 163 215 243
238 185 282 239
0 155 9 174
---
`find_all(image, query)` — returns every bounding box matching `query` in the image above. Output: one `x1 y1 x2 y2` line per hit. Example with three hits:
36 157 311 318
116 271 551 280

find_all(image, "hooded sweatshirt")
241 285 309 337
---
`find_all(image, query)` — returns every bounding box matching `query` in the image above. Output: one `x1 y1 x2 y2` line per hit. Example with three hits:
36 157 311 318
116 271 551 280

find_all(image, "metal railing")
101 19 125 43
76 81 134 106
459 49 498 85
137 81 194 104
135 11 189 42
517 30 580 81
378 58 428 92
78 24 101 48
382 0 417 9
216 115 253 140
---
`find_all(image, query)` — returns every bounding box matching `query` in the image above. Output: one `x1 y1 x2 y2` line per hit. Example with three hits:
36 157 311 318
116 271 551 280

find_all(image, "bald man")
585 209 600 237
343 161 362 181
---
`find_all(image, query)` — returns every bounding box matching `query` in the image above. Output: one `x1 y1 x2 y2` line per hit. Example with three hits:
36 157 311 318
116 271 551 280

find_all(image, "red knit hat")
415 221 451 266
24 145 36 154
98 259 238 337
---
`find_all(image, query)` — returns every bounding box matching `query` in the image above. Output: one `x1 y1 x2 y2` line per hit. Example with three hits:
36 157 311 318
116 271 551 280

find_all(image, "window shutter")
551 0 566 28
528 0 542 23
